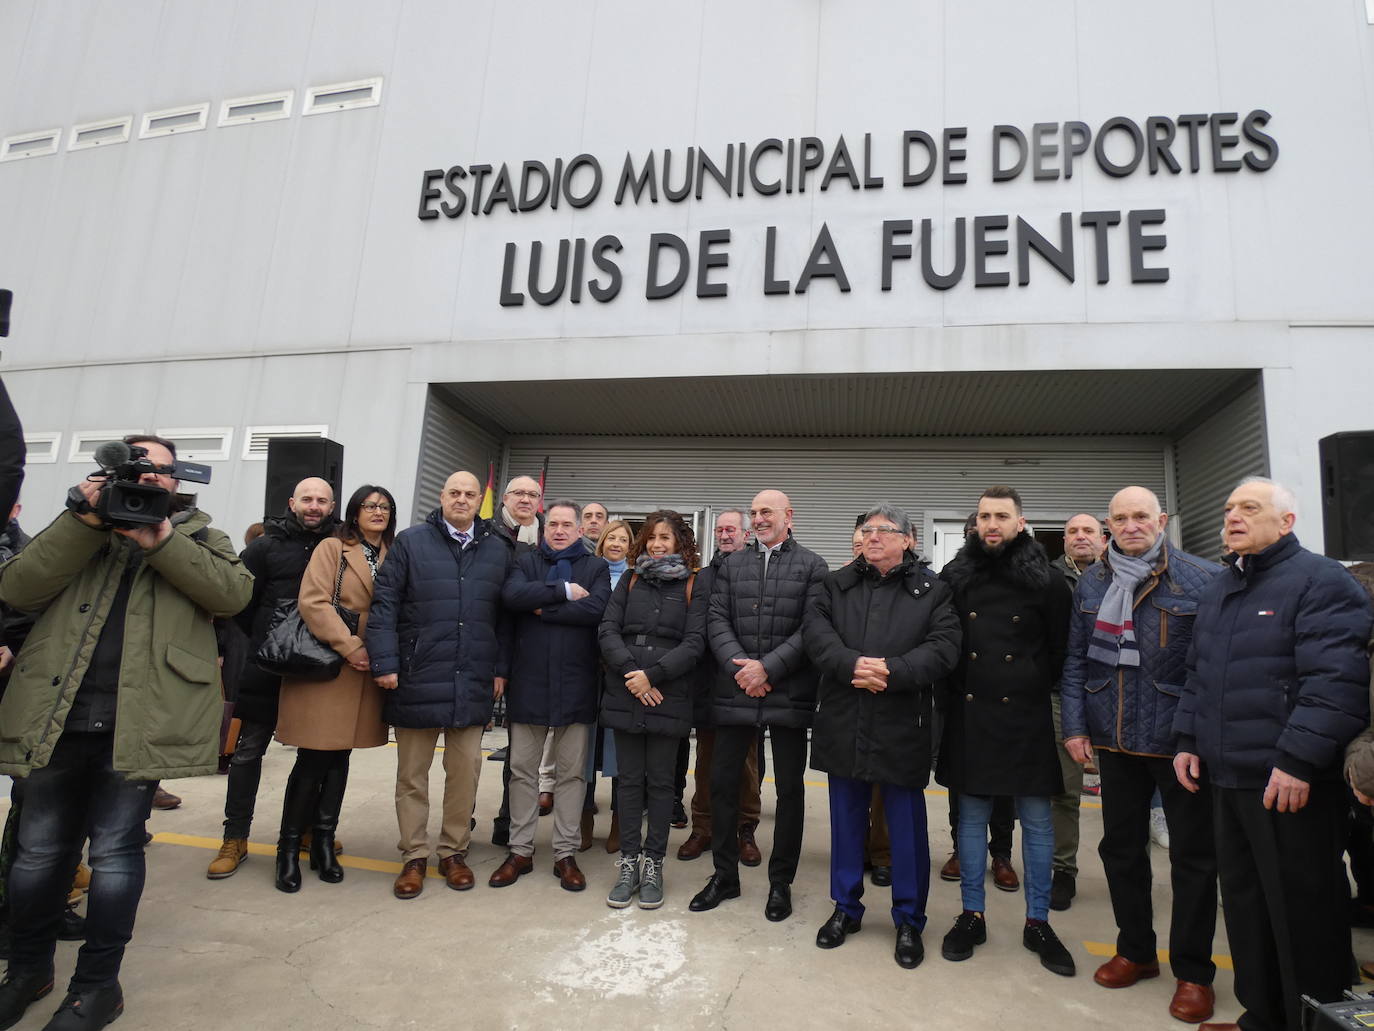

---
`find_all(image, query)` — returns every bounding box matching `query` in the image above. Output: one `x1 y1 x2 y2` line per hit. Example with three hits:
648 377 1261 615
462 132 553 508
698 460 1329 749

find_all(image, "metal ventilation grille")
242 426 328 460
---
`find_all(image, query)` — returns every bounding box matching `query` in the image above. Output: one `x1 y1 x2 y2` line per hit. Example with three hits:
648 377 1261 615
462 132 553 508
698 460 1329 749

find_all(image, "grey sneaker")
639 855 665 909
607 853 640 909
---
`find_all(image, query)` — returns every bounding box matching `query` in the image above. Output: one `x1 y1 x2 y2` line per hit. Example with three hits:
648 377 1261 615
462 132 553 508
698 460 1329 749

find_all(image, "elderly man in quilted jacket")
0 435 252 1030
1061 486 1222 1024
1174 477 1372 1031
689 489 828 923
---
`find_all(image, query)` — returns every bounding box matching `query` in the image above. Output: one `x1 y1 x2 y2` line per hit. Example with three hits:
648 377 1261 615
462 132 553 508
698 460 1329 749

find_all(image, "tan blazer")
276 536 389 751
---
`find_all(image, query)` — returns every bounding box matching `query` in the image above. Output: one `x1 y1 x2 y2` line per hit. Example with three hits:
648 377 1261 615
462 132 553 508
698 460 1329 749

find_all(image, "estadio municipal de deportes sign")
415 111 1278 307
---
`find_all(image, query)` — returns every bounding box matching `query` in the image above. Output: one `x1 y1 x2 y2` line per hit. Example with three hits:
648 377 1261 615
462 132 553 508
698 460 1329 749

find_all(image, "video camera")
66 440 211 529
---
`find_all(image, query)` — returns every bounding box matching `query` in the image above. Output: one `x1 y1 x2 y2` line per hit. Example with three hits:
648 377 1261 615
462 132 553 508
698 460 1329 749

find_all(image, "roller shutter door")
1174 381 1268 560
412 389 505 523
506 437 1168 569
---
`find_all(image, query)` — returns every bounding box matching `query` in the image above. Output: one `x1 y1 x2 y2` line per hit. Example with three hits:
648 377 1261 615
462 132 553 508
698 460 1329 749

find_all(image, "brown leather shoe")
1093 954 1162 988
991 856 1019 891
553 856 586 892
677 832 711 861
939 852 960 881
393 858 427 899
738 825 762 867
538 791 554 816
1169 981 1216 1024
152 787 181 810
439 855 475 891
488 852 534 888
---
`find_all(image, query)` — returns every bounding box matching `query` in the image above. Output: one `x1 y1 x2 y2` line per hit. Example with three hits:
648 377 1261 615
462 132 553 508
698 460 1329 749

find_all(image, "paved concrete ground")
3 728 1319 1031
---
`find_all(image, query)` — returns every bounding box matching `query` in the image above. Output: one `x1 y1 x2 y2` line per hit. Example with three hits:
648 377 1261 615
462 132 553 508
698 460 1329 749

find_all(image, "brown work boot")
393 858 427 899
438 855 474 891
489 853 534 888
991 856 1020 891
206 838 248 880
738 825 762 867
939 852 960 881
553 856 586 892
677 832 711 861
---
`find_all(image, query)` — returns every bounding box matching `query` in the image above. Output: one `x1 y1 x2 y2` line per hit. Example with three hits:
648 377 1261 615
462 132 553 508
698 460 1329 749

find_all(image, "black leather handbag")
255 554 360 680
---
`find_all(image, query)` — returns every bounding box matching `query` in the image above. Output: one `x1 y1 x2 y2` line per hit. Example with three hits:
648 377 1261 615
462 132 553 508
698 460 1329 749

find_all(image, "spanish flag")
478 461 495 519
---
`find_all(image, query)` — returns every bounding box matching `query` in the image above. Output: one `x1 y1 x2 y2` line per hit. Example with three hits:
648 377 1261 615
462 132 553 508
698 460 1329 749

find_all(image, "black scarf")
540 535 588 585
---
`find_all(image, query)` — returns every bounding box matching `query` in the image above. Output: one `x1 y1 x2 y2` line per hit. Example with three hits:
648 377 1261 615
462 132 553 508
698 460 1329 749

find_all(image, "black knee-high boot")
310 754 348 884
275 761 319 893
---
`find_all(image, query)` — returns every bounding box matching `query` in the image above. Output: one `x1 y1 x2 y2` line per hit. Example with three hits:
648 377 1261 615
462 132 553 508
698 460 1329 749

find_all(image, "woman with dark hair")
272 484 396 892
598 511 707 909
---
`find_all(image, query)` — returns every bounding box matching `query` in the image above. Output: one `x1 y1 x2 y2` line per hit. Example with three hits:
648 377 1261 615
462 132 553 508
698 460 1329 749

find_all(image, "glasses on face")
507 490 541 500
361 502 392 513
858 526 903 537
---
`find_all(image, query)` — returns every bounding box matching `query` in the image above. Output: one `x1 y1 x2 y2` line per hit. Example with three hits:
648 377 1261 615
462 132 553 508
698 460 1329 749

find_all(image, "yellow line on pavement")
153 832 444 878
1082 939 1233 970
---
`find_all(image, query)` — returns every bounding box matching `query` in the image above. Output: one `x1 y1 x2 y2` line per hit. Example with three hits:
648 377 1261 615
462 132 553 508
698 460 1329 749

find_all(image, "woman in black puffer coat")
597 511 708 910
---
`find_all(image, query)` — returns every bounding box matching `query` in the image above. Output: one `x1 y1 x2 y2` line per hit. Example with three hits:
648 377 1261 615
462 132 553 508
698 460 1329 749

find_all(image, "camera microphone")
93 440 132 469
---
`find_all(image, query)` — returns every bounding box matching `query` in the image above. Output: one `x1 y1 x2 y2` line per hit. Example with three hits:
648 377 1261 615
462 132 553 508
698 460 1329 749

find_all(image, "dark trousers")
221 718 275 839
613 730 679 860
673 737 690 805
947 792 1014 858
1347 786 1374 903
9 732 153 990
711 724 807 886
1214 781 1352 1031
830 774 929 929
1096 749 1218 984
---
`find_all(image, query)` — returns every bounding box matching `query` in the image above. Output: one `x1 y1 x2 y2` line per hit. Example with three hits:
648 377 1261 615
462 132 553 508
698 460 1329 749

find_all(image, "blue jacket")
1175 534 1373 789
366 512 514 730
502 542 611 727
1061 542 1221 757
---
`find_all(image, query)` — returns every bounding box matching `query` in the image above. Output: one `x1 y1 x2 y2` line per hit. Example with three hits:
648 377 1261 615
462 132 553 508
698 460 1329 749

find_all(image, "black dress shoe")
42 983 124 1031
764 883 792 922
688 875 741 912
57 905 85 942
871 865 893 887
0 971 54 1031
815 906 861 949
895 924 924 968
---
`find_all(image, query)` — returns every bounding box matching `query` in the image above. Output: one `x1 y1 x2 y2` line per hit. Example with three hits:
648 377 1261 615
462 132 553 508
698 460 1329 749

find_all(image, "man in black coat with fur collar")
935 486 1076 978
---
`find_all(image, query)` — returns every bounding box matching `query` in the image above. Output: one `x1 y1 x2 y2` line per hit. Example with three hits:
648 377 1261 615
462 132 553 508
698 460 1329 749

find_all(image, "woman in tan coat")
273 484 395 893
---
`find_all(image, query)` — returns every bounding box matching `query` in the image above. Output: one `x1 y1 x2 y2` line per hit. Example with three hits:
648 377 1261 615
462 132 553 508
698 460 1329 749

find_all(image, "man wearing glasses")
494 476 543 552
690 490 828 922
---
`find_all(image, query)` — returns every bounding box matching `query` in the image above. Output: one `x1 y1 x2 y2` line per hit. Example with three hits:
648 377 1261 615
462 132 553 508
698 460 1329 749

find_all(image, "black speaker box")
1319 431 1374 561
263 437 344 521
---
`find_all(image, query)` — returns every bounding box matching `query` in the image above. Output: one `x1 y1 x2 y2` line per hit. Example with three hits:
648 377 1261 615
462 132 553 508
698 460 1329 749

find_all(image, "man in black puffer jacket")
689 489 828 923
209 478 336 879
368 471 514 899
1174 477 1373 1031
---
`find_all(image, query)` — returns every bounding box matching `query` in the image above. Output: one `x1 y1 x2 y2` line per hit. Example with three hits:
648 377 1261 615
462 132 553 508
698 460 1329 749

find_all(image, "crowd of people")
0 435 1371 1031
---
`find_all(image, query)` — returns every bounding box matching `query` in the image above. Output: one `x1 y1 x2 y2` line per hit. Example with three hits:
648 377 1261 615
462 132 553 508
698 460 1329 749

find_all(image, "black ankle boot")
275 760 319 893
310 757 348 883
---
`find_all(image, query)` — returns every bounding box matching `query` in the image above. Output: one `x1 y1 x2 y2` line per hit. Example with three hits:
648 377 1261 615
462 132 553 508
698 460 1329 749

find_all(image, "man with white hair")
1174 477 1373 1031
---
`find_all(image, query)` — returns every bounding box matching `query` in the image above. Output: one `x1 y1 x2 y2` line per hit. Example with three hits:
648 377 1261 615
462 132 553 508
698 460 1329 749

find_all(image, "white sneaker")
1149 807 1170 849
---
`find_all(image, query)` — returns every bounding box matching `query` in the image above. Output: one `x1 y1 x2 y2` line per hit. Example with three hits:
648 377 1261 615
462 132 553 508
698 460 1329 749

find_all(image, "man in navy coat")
1175 477 1373 1031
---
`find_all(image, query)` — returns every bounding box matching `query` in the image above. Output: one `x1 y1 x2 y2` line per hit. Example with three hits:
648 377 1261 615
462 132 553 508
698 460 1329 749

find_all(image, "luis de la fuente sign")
416 111 1277 307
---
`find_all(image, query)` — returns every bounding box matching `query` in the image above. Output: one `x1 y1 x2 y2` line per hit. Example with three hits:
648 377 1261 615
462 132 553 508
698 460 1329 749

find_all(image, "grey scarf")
1086 536 1165 668
633 553 689 583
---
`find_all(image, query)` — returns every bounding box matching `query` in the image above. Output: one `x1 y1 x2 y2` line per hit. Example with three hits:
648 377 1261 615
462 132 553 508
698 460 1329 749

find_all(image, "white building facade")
3 1 1371 567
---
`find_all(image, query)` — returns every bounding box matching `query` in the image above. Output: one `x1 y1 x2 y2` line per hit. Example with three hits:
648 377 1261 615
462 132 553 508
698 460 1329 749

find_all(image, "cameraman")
0 434 253 1029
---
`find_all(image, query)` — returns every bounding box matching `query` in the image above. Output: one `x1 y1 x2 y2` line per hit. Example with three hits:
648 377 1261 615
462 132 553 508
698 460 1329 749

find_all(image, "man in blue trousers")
803 503 961 969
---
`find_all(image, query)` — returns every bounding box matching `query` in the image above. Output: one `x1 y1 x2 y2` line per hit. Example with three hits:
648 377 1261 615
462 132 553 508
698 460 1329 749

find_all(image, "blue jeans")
829 774 930 929
958 793 1053 921
8 732 154 989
